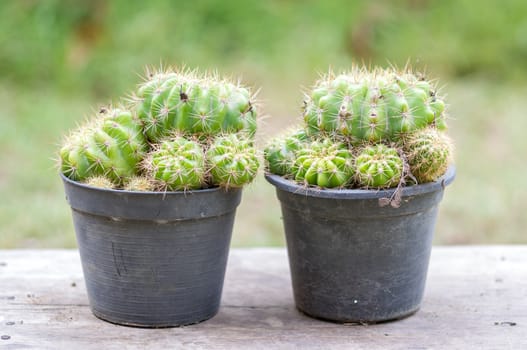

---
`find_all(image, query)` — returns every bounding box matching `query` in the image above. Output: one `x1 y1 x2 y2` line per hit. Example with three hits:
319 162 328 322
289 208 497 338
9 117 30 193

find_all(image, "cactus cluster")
59 67 259 191
265 66 453 189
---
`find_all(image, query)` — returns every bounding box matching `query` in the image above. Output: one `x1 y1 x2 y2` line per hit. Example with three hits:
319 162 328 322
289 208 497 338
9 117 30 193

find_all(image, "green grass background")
1 0 526 247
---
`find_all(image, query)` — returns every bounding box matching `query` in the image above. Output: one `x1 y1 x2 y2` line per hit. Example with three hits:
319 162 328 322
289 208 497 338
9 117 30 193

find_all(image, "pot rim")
60 172 230 196
60 173 242 221
264 166 456 199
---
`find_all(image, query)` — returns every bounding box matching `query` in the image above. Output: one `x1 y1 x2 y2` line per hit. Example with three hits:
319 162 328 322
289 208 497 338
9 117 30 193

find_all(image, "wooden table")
0 247 525 349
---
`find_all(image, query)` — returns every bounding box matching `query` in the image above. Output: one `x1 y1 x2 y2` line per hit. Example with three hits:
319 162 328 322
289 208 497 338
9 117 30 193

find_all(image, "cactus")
206 134 259 188
145 136 206 191
402 128 452 183
59 66 259 192
134 68 257 142
293 138 354 188
355 144 403 189
124 176 154 192
264 129 308 176
303 67 447 143
84 176 115 189
265 64 453 191
60 107 147 184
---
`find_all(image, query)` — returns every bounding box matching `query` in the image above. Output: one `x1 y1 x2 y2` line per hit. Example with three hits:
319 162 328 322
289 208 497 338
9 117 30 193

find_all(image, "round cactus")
206 134 259 188
293 138 354 188
84 176 115 189
124 176 154 192
403 128 452 183
355 144 403 188
134 68 257 141
145 136 206 191
303 67 447 143
264 129 309 176
60 108 147 184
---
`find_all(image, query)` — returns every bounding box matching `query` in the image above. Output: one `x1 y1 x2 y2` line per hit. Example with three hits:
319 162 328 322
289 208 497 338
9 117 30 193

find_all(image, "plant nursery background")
1 0 526 247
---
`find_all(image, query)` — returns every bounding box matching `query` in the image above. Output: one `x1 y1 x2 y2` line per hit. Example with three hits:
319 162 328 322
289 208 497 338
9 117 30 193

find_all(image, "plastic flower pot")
61 174 242 328
265 166 455 323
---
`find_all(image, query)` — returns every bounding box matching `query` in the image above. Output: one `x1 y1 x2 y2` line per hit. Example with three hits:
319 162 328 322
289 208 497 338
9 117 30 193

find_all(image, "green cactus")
60 107 147 184
402 127 452 183
145 136 206 191
293 138 354 188
206 134 259 188
134 68 257 142
355 144 403 189
264 129 309 176
303 67 447 143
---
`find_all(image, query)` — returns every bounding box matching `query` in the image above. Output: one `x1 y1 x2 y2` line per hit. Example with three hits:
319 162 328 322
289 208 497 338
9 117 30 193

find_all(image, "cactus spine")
264 129 308 176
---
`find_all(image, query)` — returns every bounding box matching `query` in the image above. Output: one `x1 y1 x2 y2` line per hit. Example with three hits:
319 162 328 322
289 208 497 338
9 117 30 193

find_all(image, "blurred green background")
1 0 526 248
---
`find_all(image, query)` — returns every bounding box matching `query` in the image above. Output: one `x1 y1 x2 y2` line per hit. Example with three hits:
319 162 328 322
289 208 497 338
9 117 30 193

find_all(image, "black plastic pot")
265 167 455 323
61 174 242 327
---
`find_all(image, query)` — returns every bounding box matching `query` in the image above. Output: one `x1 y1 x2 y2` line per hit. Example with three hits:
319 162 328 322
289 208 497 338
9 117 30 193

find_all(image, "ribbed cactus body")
293 139 354 188
136 71 256 141
264 129 308 176
206 134 259 188
146 136 205 191
403 128 452 183
355 144 403 188
304 69 447 142
60 108 146 184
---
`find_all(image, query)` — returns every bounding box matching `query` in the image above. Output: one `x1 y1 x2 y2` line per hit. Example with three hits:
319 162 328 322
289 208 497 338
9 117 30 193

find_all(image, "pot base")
91 308 219 328
296 306 420 325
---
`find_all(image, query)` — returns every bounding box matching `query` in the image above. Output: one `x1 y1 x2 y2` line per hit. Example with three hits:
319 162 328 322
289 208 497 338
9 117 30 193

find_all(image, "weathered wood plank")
0 247 525 349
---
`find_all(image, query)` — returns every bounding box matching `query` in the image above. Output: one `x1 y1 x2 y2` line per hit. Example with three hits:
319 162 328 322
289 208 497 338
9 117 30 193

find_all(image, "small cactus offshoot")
84 176 115 190
293 138 354 188
145 136 206 191
403 127 453 183
264 129 308 176
355 144 403 189
124 176 154 192
206 134 259 188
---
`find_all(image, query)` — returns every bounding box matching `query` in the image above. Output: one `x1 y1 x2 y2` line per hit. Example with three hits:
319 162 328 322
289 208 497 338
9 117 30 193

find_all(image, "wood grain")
0 247 525 349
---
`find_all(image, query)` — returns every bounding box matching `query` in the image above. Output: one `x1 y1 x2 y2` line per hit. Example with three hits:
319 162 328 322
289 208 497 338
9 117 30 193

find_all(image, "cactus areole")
264 65 456 324
58 66 258 327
